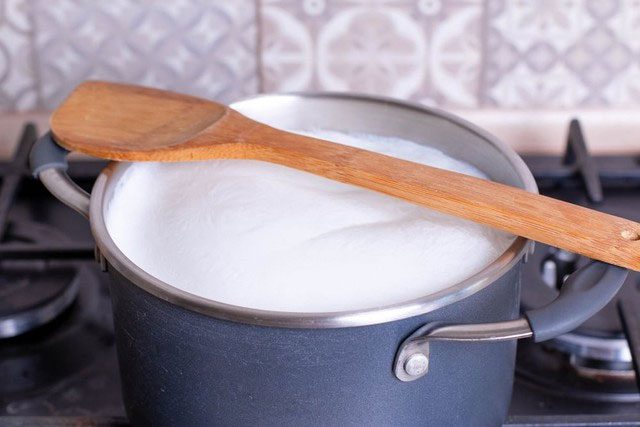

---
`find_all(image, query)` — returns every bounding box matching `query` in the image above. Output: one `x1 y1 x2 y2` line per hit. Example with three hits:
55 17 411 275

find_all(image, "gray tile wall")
0 0 38 110
1 0 640 112
260 0 483 107
33 0 258 110
482 0 640 107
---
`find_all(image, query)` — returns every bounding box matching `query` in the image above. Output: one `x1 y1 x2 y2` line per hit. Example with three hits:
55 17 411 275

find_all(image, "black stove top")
1 121 640 426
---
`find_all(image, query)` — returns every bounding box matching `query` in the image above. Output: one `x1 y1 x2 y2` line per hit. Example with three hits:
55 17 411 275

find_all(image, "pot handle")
394 261 628 382
29 132 91 219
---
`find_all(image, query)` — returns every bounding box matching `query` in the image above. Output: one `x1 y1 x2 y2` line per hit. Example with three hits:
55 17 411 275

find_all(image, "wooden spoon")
50 81 640 271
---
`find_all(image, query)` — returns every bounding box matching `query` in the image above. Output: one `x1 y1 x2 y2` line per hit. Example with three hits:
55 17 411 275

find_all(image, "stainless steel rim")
89 92 537 329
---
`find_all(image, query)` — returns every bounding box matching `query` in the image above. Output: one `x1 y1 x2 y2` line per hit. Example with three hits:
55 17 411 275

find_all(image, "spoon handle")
248 124 640 271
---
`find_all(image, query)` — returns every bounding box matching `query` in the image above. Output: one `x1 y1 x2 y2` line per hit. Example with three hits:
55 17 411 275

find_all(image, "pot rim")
90 92 537 329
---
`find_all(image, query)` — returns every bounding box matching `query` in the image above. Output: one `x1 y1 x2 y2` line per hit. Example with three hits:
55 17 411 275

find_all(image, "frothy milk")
105 130 514 312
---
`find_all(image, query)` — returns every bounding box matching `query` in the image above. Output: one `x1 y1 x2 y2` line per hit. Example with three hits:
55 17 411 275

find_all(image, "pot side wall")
108 262 522 427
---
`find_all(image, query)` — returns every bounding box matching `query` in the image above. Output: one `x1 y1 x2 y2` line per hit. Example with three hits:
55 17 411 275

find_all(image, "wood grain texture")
51 81 640 271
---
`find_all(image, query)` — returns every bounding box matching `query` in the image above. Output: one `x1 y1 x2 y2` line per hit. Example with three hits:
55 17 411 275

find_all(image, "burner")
528 246 635 372
0 264 79 339
0 262 117 407
0 124 83 338
0 221 80 338
520 243 639 400
516 339 639 403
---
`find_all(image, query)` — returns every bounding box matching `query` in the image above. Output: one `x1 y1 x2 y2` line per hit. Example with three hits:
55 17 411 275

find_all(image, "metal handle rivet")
404 353 428 377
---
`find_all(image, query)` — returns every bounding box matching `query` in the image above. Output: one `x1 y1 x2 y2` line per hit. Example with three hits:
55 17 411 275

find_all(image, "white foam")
105 130 514 312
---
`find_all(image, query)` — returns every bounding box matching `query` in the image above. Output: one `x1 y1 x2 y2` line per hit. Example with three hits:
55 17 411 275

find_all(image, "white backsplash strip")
0 110 639 160
456 109 640 155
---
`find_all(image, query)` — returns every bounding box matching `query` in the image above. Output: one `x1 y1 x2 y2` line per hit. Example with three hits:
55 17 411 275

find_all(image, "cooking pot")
30 93 628 426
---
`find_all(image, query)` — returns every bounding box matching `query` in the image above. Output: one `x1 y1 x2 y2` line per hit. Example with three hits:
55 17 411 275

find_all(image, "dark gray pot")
109 265 520 426
31 93 627 427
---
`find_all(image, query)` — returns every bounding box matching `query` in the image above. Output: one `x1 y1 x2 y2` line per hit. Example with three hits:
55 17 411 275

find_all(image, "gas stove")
509 120 640 425
0 121 639 426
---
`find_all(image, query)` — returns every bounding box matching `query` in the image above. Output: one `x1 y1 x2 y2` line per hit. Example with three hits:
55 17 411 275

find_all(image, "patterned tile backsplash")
261 0 482 107
2 0 640 113
32 0 258 110
0 1 37 110
483 0 640 107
